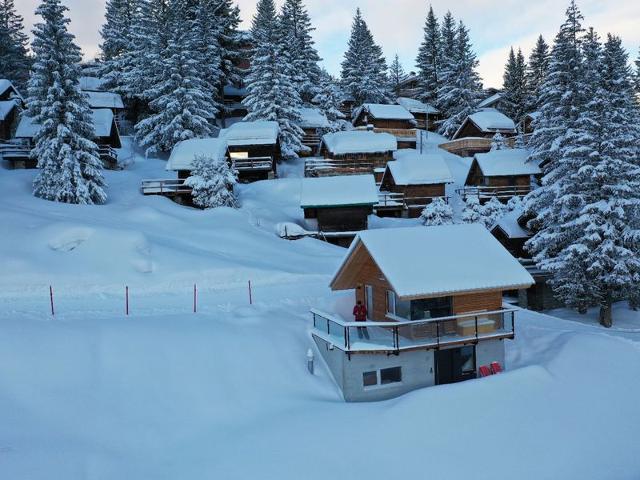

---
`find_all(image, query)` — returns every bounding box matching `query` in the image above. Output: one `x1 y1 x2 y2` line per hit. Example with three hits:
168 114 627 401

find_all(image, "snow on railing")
456 185 531 200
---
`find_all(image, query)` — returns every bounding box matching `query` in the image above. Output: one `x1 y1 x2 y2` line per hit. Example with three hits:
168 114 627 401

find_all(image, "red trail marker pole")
193 283 197 313
248 280 252 305
125 286 129 316
49 285 55 316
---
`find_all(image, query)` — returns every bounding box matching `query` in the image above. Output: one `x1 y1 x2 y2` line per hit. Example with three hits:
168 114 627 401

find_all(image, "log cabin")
352 103 417 148
296 107 330 156
0 80 23 140
396 97 440 131
379 150 453 218
311 224 534 401
461 148 541 202
440 108 517 157
223 120 280 182
10 109 121 169
300 174 379 247
314 130 397 182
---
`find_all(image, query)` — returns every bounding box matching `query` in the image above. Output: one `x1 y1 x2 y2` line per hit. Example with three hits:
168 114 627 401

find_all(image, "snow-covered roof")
384 150 453 185
223 84 247 97
0 79 22 100
166 138 228 171
296 107 329 129
79 76 107 92
526 111 542 120
355 103 415 121
85 91 125 109
15 109 115 139
468 108 515 132
300 174 379 208
332 224 534 299
222 121 279 146
477 92 503 109
322 131 397 155
396 97 438 115
492 208 531 240
474 149 541 177
0 100 18 121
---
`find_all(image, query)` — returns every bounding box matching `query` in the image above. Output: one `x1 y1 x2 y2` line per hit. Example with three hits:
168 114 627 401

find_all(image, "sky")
16 0 640 89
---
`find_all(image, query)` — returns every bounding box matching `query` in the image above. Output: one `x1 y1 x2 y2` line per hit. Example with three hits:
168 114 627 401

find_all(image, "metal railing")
456 185 531 200
311 307 516 353
231 156 273 171
140 178 192 196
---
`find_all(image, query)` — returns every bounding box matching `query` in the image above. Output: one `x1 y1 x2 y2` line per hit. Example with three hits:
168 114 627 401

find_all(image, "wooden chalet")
396 97 440 131
224 121 280 182
379 150 453 218
222 84 248 120
311 224 534 401
7 109 121 169
460 148 541 202
300 174 379 247
522 112 541 135
311 130 397 182
352 104 417 148
0 80 23 140
296 107 330 156
338 95 356 119
396 72 419 98
477 91 508 112
440 108 517 157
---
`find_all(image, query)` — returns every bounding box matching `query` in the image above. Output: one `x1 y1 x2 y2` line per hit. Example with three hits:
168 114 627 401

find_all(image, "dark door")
435 346 477 385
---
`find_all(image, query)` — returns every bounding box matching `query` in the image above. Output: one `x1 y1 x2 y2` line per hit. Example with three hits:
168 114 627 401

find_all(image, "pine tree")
420 197 453 226
28 0 106 205
634 47 640 95
388 54 405 97
506 195 523 212
280 0 321 104
461 195 482 224
313 70 346 131
502 47 528 122
526 35 550 113
0 0 31 90
340 8 390 106
243 0 307 158
415 5 440 105
437 20 482 138
98 0 136 93
490 132 508 151
185 154 238 208
135 0 217 154
481 197 508 228
212 0 243 111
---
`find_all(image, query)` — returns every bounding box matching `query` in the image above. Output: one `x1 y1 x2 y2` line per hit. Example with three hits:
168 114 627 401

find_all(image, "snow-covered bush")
481 197 508 228
419 198 454 226
461 195 482 224
490 132 508 151
506 195 523 212
184 155 238 209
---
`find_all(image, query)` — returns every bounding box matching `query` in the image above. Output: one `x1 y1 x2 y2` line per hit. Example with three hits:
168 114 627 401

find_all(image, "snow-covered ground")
1 138 640 479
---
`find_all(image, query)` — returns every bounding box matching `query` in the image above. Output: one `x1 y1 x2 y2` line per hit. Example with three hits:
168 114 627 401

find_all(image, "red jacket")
353 304 367 322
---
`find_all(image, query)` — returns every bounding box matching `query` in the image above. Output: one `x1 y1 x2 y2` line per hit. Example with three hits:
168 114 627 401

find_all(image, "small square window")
380 367 402 384
363 371 378 387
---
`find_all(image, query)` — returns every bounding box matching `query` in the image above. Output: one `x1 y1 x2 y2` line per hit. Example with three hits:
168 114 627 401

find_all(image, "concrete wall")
475 338 506 372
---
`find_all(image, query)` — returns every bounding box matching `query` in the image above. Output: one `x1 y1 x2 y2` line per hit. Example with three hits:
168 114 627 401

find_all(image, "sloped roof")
166 138 228 171
396 97 438 115
79 76 107 92
222 121 279 146
384 150 453 186
0 79 22 100
474 148 541 177
0 100 18 121
296 107 329 129
300 174 379 208
331 224 534 299
355 103 415 121
467 108 515 132
322 130 397 155
491 208 531 240
15 109 115 139
477 92 503 109
85 91 125 109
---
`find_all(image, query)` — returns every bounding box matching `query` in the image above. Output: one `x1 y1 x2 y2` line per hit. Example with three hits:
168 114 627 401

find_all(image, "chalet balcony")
310 308 516 354
140 178 192 196
304 158 374 177
456 185 531 202
376 191 450 215
231 156 273 172
1 142 119 170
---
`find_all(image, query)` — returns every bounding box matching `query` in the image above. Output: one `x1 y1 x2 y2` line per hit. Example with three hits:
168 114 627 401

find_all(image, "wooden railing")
0 143 30 160
354 126 417 139
376 192 450 211
311 308 516 353
439 137 493 155
304 158 374 177
456 185 531 200
140 178 192 196
231 156 273 171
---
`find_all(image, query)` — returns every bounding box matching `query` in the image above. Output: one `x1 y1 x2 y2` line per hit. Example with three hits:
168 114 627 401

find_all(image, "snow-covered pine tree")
490 132 508 151
98 0 136 94
212 0 243 117
388 54 405 97
419 197 453 226
280 0 321 104
0 0 31 90
340 8 390 106
243 0 307 158
461 195 482 224
135 0 217 154
502 47 528 122
526 35 550 114
313 70 346 131
506 195 523 212
28 0 106 205
437 20 482 138
513 125 526 148
634 47 640 96
481 197 508 228
415 5 440 105
184 154 238 208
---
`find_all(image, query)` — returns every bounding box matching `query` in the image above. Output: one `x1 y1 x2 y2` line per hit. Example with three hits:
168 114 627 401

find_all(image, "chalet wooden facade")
296 107 330 156
0 80 22 141
300 174 379 247
224 121 280 182
311 224 534 401
460 149 541 202
396 97 440 131
312 131 397 182
352 104 417 148
379 151 453 218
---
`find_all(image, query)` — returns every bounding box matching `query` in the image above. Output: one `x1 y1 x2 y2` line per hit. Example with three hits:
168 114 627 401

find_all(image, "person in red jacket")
353 300 369 339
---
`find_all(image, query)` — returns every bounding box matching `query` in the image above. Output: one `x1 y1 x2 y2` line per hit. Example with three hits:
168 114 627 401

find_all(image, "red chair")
490 362 503 374
479 365 492 377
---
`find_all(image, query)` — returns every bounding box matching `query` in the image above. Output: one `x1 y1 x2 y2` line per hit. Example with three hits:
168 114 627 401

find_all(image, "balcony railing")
231 156 273 171
376 192 450 212
456 185 531 201
304 158 374 177
140 178 192 196
310 308 516 353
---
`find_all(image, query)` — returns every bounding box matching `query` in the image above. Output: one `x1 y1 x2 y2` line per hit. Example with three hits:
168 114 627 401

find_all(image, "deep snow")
1 136 639 479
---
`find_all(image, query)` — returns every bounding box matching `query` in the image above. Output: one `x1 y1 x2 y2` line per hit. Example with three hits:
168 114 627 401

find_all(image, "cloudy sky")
16 0 640 89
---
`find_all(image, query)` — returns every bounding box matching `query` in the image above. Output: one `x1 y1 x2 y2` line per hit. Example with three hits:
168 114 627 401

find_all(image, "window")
363 371 377 387
380 367 402 384
386 290 395 315
230 151 249 160
460 346 476 374
386 290 410 319
365 285 374 319
410 297 452 320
